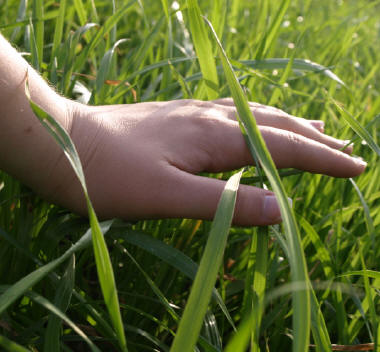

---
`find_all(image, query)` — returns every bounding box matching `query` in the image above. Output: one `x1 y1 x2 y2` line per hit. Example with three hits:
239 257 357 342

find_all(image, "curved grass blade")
170 170 243 352
240 58 345 86
330 98 380 157
205 17 310 352
95 38 128 102
25 82 127 351
27 290 101 352
116 243 179 321
340 270 380 281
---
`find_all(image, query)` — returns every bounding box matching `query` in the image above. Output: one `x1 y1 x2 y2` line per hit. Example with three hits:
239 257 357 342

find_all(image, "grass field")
1 0 380 351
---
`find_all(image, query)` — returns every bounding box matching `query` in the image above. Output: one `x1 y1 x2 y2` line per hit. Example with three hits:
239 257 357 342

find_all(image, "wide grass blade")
25 82 127 351
205 18 311 352
170 170 243 352
185 0 219 99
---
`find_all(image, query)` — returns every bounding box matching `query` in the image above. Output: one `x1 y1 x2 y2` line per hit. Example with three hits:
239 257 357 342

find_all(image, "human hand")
43 98 365 226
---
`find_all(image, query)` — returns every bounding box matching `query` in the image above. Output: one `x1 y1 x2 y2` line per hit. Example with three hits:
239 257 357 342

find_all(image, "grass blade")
25 82 127 351
0 222 111 315
185 0 219 99
27 290 101 352
255 0 291 58
0 335 31 352
112 228 236 330
205 17 311 352
330 98 380 158
73 0 87 26
44 255 76 352
32 0 44 67
50 0 67 64
74 1 137 73
170 170 243 352
95 38 128 102
250 227 269 351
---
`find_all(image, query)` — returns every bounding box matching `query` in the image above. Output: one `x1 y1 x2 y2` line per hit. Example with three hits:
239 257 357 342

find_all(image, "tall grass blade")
358 243 378 349
25 82 127 351
50 0 67 64
10 0 28 42
350 179 376 250
251 227 269 351
255 0 290 59
205 17 310 352
185 0 219 99
95 38 128 102
170 170 243 352
44 255 75 352
73 0 87 26
32 0 44 67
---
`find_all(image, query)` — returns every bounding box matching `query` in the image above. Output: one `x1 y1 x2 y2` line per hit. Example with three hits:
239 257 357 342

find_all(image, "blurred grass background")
0 0 380 351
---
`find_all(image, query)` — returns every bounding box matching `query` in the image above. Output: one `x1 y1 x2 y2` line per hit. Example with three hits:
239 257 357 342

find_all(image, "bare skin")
0 34 367 226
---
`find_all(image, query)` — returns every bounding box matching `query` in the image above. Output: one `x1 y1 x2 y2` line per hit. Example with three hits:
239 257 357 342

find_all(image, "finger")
226 106 351 153
309 120 325 133
193 120 366 177
258 127 366 177
212 99 350 153
160 169 283 226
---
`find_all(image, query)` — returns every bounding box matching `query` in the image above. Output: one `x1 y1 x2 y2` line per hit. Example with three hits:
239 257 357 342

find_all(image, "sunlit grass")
0 0 379 351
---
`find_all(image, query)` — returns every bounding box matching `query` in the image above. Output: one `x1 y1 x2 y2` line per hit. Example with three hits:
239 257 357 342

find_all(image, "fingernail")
263 195 282 222
352 155 367 167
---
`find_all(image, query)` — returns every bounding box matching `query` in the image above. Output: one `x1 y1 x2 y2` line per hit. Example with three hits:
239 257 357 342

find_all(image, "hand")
45 98 366 226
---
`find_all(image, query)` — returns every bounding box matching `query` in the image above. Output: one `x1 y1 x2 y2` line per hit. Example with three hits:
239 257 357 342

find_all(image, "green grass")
1 0 380 351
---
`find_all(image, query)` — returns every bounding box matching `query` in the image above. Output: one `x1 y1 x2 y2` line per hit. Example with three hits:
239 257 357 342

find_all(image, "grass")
1 0 380 351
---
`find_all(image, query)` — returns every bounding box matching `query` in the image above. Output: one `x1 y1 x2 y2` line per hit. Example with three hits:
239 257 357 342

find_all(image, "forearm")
0 33 72 194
